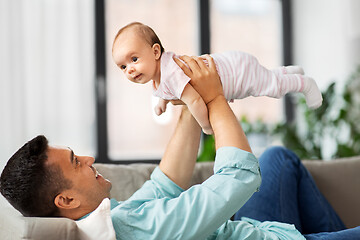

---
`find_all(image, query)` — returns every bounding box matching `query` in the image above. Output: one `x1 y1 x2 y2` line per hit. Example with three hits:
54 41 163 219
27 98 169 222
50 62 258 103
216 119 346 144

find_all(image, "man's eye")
132 57 138 62
120 65 126 70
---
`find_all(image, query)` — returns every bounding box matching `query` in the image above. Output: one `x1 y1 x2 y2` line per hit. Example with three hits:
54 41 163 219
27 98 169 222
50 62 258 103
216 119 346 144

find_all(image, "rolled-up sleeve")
112 146 262 240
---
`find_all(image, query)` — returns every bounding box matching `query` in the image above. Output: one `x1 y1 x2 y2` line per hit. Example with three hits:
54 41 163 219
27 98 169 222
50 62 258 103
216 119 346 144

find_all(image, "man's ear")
54 192 81 210
152 43 161 60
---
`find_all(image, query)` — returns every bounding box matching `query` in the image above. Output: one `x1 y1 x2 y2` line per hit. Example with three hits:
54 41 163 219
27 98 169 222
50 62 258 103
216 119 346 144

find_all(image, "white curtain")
0 0 96 171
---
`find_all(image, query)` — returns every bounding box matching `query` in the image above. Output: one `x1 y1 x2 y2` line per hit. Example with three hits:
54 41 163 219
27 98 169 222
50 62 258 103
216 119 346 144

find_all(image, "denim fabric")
304 227 360 240
234 147 360 239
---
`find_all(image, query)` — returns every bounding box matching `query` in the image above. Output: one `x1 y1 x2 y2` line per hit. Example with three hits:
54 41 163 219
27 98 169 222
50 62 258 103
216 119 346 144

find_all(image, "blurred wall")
292 0 360 90
0 0 96 172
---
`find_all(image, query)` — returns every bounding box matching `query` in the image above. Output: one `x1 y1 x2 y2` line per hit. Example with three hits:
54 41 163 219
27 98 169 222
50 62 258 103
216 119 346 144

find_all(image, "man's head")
0 135 112 219
112 22 164 84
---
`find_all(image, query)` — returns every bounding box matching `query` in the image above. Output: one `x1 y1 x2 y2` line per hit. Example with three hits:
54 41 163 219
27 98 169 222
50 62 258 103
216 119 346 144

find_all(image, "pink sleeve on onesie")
153 52 191 100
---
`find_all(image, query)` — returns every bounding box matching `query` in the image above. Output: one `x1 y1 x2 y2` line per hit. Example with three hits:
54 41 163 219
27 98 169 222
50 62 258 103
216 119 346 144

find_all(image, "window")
104 0 198 161
210 0 283 123
95 0 290 163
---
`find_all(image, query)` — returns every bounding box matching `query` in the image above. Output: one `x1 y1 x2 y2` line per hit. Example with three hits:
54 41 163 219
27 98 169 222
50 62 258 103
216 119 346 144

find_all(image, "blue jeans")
234 146 360 240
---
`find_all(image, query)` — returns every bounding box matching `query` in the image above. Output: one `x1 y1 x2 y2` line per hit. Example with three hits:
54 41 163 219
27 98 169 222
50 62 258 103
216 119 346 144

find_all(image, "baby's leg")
269 68 322 109
241 64 304 99
232 54 321 108
271 66 305 75
237 60 308 100
273 69 323 109
284 66 305 75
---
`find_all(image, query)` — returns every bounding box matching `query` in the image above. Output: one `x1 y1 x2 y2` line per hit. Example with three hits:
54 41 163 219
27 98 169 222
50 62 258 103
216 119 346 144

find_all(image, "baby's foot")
285 66 305 75
302 77 323 109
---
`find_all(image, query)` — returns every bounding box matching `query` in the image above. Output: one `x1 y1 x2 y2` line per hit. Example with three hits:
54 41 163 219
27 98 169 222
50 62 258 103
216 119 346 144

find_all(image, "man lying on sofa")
1 55 359 240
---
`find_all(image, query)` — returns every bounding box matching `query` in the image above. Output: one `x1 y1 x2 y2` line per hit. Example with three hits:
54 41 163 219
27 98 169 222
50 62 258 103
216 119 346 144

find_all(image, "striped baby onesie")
154 51 321 108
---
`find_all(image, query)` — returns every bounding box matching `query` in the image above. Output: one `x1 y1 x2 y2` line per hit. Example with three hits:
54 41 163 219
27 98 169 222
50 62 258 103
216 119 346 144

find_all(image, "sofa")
1 156 360 239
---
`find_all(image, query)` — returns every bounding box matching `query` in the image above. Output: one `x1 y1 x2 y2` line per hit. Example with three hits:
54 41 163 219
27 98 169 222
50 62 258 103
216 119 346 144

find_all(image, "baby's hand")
154 99 169 116
154 106 165 116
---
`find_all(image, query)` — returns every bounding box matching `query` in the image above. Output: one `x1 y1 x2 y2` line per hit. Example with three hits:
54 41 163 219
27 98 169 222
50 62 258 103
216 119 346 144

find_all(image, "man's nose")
84 156 95 166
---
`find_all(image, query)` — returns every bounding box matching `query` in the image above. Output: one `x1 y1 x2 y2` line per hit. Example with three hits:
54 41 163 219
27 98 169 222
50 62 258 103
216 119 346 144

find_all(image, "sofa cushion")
94 163 158 201
0 195 25 240
0 189 80 240
93 162 215 201
303 156 360 228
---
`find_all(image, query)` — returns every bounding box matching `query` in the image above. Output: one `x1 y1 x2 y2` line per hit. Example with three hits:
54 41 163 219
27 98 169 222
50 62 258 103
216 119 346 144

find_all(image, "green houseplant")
272 65 360 159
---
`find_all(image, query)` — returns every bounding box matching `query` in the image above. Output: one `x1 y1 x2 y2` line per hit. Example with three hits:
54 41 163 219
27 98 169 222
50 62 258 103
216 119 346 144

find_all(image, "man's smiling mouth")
91 165 100 178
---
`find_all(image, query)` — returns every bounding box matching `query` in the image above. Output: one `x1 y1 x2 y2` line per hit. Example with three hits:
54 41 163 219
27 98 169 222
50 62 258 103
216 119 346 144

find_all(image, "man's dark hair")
0 135 72 217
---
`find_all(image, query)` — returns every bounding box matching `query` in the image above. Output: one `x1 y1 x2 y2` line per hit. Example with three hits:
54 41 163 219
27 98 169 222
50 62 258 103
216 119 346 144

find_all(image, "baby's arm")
155 98 170 116
155 99 187 116
180 83 213 135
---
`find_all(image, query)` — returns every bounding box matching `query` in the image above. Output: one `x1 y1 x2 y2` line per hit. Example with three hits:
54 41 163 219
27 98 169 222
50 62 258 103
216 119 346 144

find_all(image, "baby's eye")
75 158 80 167
132 57 138 62
120 65 126 70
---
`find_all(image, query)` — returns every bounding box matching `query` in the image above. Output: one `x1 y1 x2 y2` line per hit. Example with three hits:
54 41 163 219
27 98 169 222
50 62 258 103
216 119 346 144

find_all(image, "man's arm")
174 55 252 152
180 83 213 135
158 106 201 189
115 55 260 240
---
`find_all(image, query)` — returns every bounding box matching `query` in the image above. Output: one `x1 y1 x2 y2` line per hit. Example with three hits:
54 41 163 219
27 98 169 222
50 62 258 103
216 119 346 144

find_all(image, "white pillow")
75 198 116 240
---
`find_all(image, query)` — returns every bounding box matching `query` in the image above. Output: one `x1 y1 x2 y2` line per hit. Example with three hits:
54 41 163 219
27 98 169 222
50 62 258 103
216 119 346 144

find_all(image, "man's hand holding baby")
173 55 224 105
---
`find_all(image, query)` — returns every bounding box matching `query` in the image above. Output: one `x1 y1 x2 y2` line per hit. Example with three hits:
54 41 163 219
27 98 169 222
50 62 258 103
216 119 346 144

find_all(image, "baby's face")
112 29 161 84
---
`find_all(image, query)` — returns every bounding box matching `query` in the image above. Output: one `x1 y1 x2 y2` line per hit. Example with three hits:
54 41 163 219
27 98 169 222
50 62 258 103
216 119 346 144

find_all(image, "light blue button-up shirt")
110 147 305 240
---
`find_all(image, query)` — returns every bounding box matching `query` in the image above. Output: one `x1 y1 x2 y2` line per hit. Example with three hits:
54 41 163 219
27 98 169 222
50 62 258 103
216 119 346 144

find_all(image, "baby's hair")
113 22 165 54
